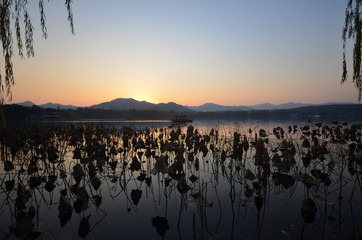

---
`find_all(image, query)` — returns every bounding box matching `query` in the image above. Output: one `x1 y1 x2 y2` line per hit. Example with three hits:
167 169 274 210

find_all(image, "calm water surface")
0 120 361 239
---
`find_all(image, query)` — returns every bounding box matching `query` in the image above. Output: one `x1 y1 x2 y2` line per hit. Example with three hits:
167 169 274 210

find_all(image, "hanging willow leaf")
39 0 48 39
342 0 362 100
0 0 74 112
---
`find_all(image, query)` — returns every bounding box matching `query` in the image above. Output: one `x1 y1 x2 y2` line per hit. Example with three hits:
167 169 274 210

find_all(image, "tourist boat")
170 115 192 126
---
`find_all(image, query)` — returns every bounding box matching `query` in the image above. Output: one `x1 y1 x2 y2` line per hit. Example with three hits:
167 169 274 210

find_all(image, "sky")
4 0 359 107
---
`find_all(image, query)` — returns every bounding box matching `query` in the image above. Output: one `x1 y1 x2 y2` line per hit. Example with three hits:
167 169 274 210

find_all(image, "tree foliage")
342 0 362 101
0 0 74 103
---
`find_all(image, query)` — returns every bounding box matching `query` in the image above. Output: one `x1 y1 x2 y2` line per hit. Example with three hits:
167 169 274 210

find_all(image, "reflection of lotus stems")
229 164 236 240
0 123 361 239
192 212 196 240
211 177 223 237
177 194 184 240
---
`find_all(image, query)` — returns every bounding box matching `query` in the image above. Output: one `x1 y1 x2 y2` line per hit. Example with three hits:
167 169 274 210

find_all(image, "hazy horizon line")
10 98 359 108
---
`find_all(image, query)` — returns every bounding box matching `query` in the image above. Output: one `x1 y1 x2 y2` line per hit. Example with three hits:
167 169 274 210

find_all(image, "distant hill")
186 103 251 112
13 99 358 112
185 102 309 112
156 102 192 112
40 103 78 110
249 102 311 110
14 101 36 107
91 98 154 110
91 98 192 112
186 101 357 111
14 101 78 110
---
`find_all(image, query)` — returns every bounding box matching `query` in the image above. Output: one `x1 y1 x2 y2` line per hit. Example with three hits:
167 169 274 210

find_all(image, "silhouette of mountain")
14 101 78 110
40 103 78 110
249 102 358 110
91 98 153 110
156 102 192 112
186 102 357 111
249 102 311 110
91 98 192 112
185 102 308 111
14 101 36 107
186 103 251 112
14 99 357 112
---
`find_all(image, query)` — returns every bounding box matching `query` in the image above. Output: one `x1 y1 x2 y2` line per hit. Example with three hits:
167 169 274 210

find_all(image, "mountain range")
90 98 192 112
15 101 79 110
185 102 314 111
186 103 251 112
13 98 357 112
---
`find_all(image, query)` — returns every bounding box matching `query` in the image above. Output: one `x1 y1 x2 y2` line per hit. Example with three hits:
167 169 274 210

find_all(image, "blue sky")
8 0 358 106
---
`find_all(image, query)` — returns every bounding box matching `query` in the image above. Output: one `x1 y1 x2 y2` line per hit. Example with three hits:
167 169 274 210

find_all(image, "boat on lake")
170 115 192 126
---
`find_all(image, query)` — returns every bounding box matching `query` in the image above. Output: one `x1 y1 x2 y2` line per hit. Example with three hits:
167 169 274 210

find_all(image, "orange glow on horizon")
2 1 359 109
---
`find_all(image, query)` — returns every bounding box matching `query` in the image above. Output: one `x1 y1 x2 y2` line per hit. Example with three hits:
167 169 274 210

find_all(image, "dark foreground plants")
0 122 361 239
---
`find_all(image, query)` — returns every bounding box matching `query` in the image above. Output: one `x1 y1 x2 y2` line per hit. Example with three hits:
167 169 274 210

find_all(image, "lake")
0 120 361 239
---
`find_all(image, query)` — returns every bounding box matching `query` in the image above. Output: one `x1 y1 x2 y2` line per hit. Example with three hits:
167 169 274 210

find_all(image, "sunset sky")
6 0 359 107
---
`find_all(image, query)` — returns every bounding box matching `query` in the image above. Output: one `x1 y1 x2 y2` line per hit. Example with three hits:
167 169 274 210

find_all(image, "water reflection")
0 122 361 239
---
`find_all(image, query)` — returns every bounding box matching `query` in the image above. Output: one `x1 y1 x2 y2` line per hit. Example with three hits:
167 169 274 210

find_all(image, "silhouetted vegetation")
0 122 361 239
